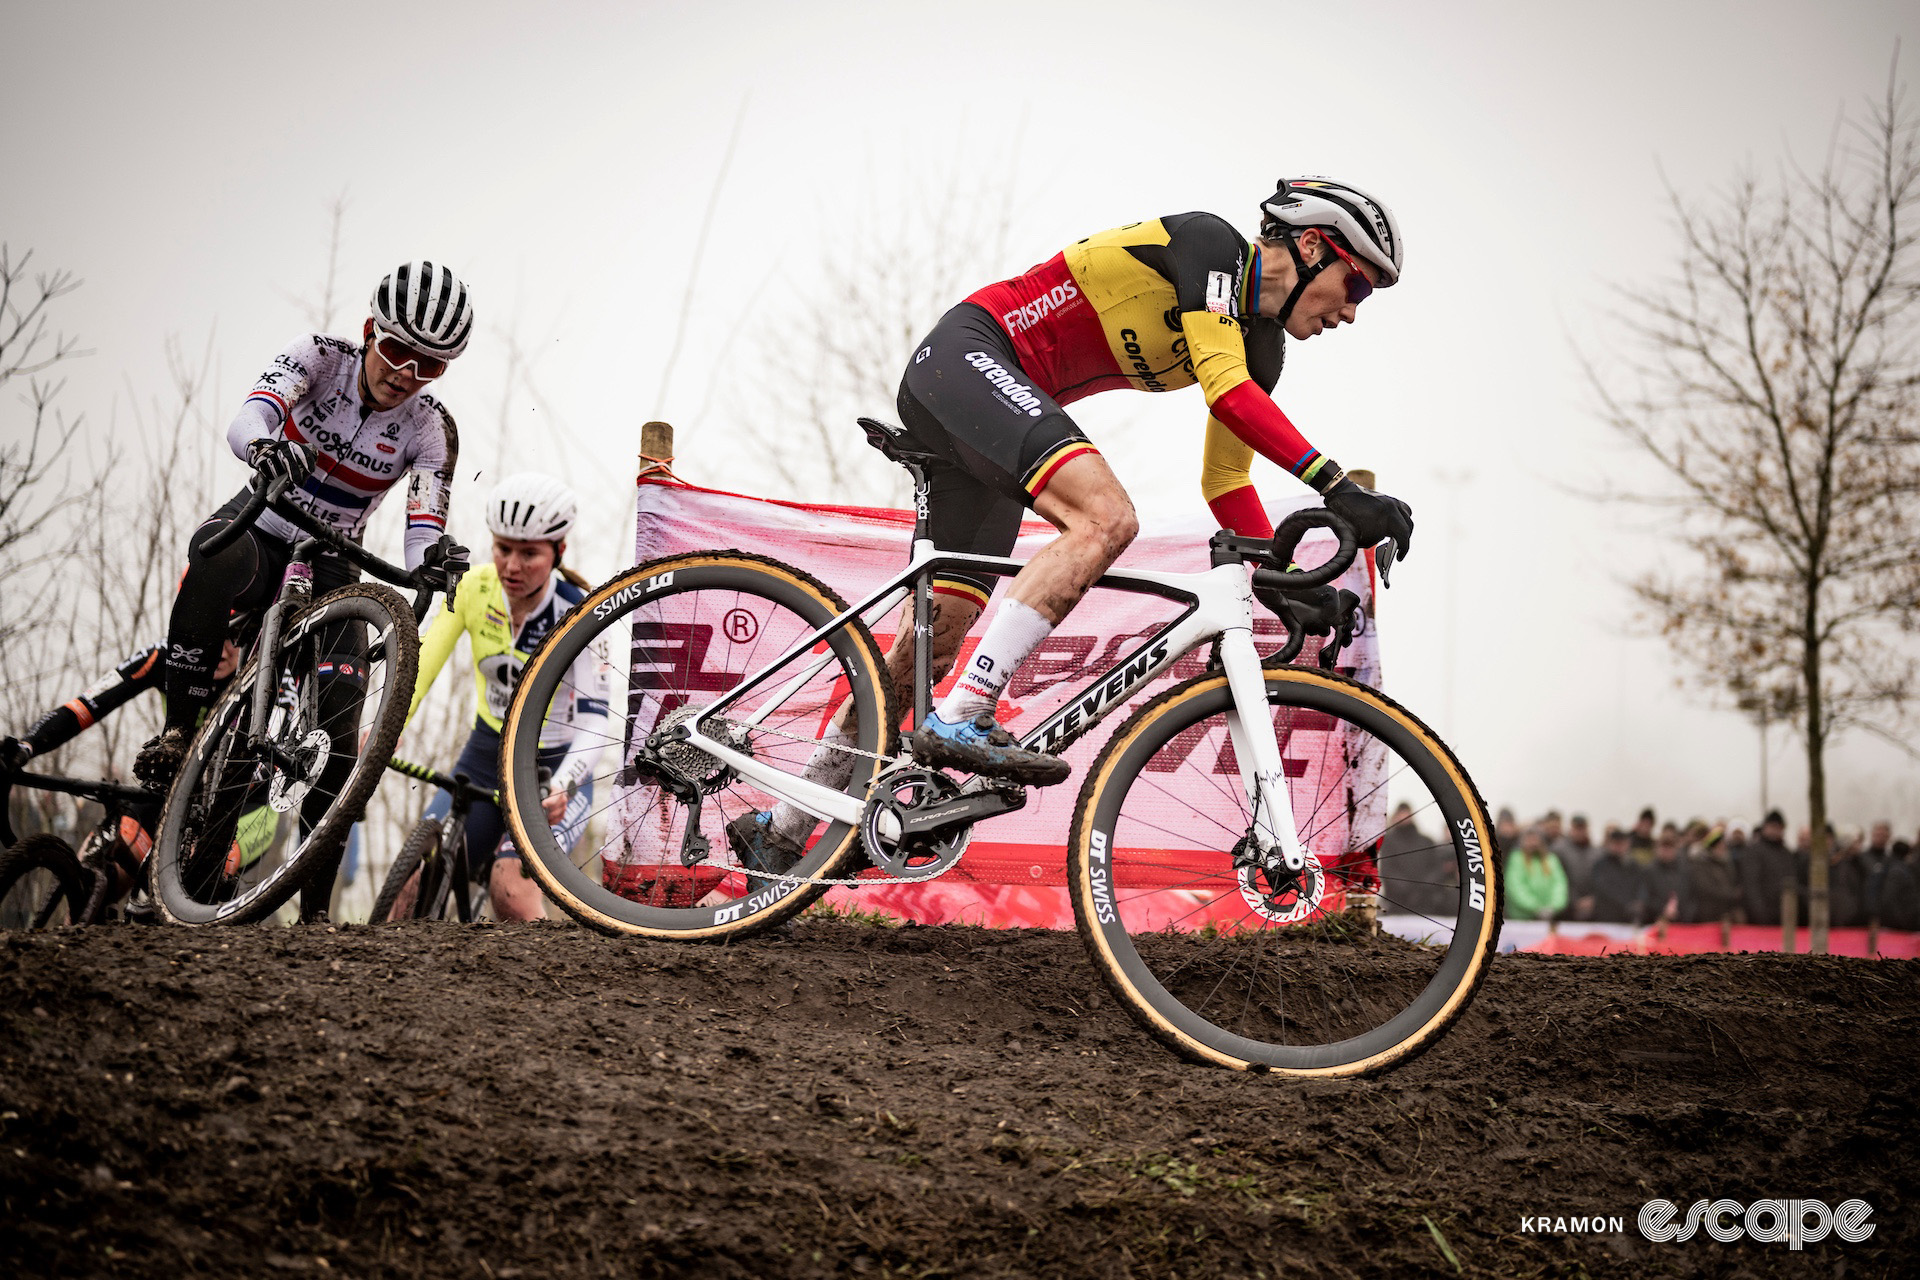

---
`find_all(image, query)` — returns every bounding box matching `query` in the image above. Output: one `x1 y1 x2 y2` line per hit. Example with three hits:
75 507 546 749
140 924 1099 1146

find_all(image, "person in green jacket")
1505 824 1570 922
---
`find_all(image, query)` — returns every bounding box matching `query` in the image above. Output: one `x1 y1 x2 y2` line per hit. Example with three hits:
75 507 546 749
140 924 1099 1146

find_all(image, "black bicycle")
0 765 166 929
367 757 504 923
149 476 460 926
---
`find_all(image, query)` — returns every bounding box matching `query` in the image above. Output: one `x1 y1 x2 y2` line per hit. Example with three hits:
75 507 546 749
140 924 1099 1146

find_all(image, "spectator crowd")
1380 805 1920 930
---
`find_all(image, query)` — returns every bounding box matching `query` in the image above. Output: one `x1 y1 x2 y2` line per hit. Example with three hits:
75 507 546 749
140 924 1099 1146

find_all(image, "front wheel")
369 818 443 922
1068 665 1501 1077
152 584 418 926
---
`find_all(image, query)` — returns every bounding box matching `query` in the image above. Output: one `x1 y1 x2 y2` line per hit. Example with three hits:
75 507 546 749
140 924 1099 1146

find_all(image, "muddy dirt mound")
1 920 1912 1278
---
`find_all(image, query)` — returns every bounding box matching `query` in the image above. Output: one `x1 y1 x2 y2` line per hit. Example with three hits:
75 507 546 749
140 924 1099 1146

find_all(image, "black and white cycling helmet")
370 261 475 359
486 472 577 542
1261 177 1404 286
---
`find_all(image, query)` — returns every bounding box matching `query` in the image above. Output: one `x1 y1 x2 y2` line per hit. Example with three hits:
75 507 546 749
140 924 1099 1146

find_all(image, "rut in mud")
1 919 1912 1278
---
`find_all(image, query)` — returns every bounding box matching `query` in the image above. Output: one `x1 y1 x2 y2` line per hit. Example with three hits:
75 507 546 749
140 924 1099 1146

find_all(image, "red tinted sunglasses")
371 323 450 380
1317 235 1376 305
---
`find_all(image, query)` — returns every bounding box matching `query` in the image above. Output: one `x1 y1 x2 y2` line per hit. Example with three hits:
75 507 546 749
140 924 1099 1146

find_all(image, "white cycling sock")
769 722 856 844
935 598 1054 725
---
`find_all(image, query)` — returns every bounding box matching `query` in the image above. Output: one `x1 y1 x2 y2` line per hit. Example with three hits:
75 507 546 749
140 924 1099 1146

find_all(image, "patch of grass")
801 899 903 928
1128 1154 1266 1200
1281 1189 1340 1230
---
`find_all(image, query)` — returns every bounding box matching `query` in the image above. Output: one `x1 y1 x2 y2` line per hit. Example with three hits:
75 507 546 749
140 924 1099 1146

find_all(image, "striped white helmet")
1261 177 1404 286
370 261 475 358
486 472 577 542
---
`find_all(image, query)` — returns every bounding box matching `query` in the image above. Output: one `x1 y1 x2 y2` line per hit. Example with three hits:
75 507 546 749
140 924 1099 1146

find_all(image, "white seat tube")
1216 628 1307 872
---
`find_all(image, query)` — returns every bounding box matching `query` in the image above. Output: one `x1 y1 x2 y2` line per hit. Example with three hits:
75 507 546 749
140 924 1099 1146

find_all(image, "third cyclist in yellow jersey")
401 473 611 921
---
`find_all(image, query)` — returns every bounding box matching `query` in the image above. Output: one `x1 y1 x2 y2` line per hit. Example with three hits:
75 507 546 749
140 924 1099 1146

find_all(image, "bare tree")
0 246 90 649
1593 66 1920 952
719 158 1023 506
283 191 350 334
59 336 225 777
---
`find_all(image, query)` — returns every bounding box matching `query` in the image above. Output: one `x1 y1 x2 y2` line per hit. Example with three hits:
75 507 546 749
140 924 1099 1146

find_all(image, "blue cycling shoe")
907 712 1070 787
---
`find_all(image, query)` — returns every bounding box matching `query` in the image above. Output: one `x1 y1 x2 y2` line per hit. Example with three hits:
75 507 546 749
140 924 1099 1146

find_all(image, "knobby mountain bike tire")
369 818 442 923
152 584 418 926
0 835 91 931
1068 664 1501 1077
500 551 898 940
433 809 477 922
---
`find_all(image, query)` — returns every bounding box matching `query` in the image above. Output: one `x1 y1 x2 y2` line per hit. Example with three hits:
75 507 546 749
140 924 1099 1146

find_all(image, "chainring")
858 767 971 881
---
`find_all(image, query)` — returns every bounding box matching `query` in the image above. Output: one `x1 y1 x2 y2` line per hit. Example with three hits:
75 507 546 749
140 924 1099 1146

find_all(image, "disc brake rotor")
267 729 332 814
1234 834 1326 924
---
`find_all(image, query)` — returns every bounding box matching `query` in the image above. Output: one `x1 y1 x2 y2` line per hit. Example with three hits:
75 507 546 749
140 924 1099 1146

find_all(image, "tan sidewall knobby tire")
1067 664 1501 1077
499 551 897 940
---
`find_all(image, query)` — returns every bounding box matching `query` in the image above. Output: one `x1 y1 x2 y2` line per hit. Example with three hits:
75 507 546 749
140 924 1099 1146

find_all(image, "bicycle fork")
1215 626 1310 874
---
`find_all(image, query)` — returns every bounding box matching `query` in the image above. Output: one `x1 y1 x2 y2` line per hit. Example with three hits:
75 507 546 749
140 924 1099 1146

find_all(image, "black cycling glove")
1325 478 1414 561
1 735 32 771
246 437 319 488
413 534 471 596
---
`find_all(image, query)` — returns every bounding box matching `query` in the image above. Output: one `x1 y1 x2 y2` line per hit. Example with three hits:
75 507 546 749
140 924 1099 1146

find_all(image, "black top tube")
0 768 155 848
386 757 498 807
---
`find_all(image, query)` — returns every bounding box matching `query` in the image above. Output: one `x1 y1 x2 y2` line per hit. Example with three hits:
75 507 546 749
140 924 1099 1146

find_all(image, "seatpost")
905 460 932 543
906 459 933 731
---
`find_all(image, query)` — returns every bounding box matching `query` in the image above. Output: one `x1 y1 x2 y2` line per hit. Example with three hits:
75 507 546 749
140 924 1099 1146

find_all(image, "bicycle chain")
668 718 982 888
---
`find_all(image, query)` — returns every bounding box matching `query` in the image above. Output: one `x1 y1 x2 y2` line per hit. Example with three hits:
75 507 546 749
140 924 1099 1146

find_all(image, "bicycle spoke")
1078 667 1495 1072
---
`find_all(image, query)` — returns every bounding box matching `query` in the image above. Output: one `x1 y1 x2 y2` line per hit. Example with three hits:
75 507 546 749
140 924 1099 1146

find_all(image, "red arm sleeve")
1209 381 1346 495
1206 486 1273 539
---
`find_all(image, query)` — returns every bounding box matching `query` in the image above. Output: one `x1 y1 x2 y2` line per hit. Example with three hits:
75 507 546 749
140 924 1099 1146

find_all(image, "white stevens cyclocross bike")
499 418 1501 1077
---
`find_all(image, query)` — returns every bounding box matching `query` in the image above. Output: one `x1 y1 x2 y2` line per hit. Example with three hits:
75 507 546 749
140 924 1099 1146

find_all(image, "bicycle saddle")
857 417 942 468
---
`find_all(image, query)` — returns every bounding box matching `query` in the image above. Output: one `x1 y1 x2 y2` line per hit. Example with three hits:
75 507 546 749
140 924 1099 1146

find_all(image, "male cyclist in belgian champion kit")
729 177 1417 878
135 261 475 921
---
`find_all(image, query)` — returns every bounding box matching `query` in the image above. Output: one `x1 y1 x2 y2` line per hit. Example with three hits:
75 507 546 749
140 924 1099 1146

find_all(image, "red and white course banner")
616 475 1382 929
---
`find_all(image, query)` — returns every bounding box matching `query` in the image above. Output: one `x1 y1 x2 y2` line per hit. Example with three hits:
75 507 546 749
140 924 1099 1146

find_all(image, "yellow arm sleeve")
1200 414 1258 503
1179 310 1254 405
406 583 468 726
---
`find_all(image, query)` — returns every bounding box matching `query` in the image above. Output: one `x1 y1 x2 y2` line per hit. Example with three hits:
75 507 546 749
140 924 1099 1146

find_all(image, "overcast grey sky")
4 0 1916 829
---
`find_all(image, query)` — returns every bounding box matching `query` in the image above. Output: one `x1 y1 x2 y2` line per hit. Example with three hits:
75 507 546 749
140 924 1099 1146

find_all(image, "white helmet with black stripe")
1261 177 1404 286
486 472 577 542
370 261 475 358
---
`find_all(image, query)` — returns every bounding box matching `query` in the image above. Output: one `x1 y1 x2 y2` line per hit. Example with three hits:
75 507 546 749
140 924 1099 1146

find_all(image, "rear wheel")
1068 665 1500 1077
152 584 418 925
0 835 92 931
500 552 897 940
